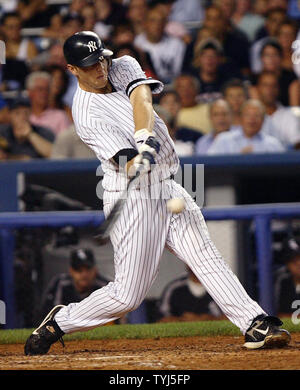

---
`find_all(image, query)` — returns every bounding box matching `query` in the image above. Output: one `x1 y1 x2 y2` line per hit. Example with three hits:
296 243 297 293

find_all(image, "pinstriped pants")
54 179 265 334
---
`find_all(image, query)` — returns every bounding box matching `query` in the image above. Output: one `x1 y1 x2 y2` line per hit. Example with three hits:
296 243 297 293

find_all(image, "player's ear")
106 57 112 69
67 64 78 77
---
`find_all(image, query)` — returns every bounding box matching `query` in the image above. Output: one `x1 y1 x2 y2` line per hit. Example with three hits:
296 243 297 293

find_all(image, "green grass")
0 318 298 345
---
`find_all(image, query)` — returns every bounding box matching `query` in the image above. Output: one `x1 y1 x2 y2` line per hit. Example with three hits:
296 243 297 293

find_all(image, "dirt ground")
0 334 300 370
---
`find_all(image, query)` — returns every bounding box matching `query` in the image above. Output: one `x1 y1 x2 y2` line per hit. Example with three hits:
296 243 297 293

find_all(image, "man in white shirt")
134 4 186 84
195 99 232 155
207 99 285 155
257 71 300 148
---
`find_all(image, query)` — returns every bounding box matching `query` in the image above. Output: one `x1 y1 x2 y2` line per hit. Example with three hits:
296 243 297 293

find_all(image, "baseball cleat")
243 314 291 349
24 305 65 356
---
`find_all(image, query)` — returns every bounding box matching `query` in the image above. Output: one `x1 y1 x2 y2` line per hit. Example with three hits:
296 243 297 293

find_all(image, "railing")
1 153 300 211
1 204 300 328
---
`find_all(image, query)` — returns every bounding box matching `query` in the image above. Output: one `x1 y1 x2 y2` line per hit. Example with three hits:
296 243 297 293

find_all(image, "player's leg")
25 186 170 354
165 181 290 348
55 188 170 333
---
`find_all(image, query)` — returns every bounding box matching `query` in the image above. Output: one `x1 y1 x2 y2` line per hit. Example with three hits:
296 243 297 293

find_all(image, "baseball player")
25 31 290 355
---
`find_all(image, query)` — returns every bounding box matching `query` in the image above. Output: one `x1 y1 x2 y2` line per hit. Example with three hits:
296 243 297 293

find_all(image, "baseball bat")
94 167 143 245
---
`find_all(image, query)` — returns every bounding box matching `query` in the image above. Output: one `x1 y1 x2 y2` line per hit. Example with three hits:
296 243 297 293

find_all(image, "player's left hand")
134 128 160 156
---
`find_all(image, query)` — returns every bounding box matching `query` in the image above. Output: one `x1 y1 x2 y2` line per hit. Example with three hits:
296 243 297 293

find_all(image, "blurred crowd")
0 0 300 161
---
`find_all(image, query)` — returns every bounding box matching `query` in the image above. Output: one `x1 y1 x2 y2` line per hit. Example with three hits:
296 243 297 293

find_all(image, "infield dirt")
0 334 300 370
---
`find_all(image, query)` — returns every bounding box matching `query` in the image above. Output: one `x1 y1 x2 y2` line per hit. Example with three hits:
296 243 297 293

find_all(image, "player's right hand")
128 150 155 178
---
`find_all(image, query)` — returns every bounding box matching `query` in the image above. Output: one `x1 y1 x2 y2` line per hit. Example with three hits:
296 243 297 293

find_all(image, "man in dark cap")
275 238 300 315
39 248 109 322
0 97 55 160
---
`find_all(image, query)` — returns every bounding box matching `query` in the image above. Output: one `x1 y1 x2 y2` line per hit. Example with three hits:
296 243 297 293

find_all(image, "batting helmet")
63 31 113 67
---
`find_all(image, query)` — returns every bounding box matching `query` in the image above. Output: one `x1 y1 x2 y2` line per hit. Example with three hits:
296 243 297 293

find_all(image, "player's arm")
128 84 160 176
129 84 154 135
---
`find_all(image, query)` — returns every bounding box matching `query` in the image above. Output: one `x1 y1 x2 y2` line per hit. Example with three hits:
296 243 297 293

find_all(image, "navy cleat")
24 305 65 356
244 314 291 349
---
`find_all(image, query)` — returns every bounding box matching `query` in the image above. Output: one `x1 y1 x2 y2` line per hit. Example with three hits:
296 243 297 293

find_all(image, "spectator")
17 0 57 28
231 0 266 42
254 6 287 42
0 12 34 91
267 0 288 12
113 43 156 79
152 0 191 44
207 99 284 154
41 13 63 41
174 74 212 135
158 90 181 119
59 14 84 44
222 78 248 130
167 0 204 24
250 7 287 73
190 38 241 103
30 41 67 70
26 71 72 136
126 0 148 36
195 99 233 155
134 4 186 84
46 65 72 122
51 125 96 159
274 238 300 316
276 20 299 73
2 12 38 63
182 25 218 74
250 39 300 106
94 0 127 42
253 0 268 17
80 4 96 32
213 0 237 20
64 0 89 18
42 4 85 41
157 266 222 322
0 93 10 124
39 248 109 321
257 71 300 148
0 97 54 160
110 23 135 47
154 105 196 157
203 4 251 75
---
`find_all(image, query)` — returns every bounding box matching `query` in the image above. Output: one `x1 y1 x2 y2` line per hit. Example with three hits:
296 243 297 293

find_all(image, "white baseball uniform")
54 55 265 334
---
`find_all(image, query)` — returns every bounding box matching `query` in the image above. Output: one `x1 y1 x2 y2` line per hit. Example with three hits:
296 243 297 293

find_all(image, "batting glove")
128 150 155 178
134 128 160 156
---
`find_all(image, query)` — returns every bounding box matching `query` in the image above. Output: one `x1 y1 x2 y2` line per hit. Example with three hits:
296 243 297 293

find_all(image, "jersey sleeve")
110 55 164 97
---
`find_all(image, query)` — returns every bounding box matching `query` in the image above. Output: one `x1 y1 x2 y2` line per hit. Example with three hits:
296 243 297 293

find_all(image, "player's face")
68 58 110 93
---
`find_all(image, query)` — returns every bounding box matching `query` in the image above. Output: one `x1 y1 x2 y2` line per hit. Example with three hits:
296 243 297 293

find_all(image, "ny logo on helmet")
87 41 97 52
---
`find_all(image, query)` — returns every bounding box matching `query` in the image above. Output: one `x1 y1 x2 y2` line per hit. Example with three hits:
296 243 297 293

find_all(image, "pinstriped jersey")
71 55 179 191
